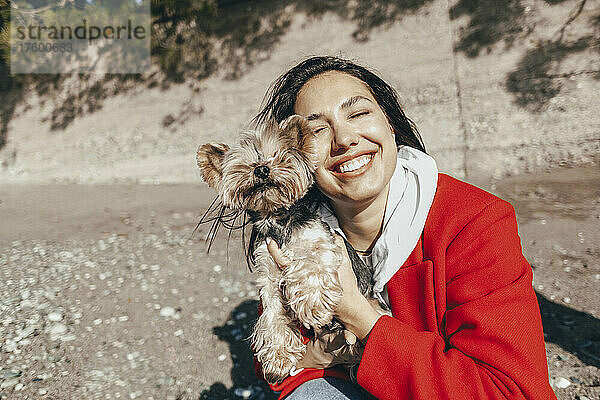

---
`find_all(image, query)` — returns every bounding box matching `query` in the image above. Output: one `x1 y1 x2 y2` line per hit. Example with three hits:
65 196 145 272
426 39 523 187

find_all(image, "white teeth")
337 154 372 173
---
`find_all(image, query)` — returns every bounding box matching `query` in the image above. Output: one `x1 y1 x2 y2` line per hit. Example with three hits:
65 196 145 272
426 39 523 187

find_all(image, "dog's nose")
254 165 270 180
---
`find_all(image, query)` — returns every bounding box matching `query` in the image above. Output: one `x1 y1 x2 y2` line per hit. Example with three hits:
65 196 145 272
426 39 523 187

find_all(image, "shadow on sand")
537 292 600 369
202 291 600 399
199 299 277 400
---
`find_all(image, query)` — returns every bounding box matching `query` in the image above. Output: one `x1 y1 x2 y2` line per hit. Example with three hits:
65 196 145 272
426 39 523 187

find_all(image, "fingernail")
266 237 272 245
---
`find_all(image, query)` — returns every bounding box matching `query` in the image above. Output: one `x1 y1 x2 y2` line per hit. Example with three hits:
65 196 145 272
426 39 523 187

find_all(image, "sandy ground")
0 165 598 400
0 0 599 399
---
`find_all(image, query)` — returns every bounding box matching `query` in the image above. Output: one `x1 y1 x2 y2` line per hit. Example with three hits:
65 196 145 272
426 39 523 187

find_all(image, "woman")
253 56 556 400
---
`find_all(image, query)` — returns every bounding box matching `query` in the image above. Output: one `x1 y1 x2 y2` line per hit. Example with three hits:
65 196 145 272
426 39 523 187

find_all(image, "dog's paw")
257 339 306 385
253 317 306 384
282 245 344 329
261 354 300 385
284 276 342 328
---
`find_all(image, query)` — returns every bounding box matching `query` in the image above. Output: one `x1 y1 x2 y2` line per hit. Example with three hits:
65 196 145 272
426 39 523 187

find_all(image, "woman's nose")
331 122 359 151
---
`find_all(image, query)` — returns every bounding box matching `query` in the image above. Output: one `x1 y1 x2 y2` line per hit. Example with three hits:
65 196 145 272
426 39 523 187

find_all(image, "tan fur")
196 142 230 189
204 117 315 213
197 115 358 384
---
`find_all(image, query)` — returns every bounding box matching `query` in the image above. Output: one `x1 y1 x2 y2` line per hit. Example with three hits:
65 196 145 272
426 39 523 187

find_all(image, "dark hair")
253 56 426 153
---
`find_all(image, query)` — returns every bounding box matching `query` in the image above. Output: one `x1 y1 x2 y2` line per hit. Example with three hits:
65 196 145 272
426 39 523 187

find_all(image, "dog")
196 115 380 384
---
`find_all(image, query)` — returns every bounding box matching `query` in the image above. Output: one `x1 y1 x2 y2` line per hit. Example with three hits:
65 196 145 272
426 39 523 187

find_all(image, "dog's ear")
197 143 229 189
279 114 318 165
279 115 312 147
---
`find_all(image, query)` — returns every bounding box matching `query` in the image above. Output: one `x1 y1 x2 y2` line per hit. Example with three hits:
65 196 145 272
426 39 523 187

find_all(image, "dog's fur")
197 116 377 384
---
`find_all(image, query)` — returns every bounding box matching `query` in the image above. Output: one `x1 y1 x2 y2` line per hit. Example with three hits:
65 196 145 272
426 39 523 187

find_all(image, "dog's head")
197 115 315 214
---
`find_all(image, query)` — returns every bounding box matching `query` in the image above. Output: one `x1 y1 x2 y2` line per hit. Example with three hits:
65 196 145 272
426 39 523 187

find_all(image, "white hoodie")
317 146 438 306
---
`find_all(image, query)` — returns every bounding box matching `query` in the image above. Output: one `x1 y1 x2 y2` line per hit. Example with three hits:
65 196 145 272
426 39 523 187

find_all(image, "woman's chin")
317 168 387 204
335 180 389 205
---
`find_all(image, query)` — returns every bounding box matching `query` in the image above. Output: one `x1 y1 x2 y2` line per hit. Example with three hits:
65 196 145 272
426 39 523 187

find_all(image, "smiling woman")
295 72 399 249
252 56 557 400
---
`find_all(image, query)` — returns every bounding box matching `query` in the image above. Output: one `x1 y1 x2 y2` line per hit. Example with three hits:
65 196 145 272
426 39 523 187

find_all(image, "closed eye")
313 126 329 135
349 110 369 119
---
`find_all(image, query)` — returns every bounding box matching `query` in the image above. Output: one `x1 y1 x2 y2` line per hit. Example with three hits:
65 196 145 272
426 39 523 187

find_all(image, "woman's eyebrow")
340 95 372 110
306 96 372 121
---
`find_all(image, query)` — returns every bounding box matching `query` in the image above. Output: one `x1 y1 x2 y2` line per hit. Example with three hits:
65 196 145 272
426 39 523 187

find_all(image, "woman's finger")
296 329 362 370
266 238 290 269
333 233 346 249
296 336 335 370
343 330 357 346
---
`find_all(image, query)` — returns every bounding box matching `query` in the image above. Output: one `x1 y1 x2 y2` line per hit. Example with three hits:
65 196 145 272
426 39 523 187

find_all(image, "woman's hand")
296 328 362 370
266 236 382 343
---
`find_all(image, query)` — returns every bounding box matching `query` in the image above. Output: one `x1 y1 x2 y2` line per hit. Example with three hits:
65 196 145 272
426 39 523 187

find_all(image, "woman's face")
294 71 398 207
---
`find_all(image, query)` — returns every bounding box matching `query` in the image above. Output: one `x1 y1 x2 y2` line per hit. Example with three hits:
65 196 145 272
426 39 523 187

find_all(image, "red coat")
257 173 557 399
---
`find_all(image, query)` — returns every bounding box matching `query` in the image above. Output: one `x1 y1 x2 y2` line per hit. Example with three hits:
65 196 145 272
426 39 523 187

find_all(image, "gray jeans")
283 378 377 400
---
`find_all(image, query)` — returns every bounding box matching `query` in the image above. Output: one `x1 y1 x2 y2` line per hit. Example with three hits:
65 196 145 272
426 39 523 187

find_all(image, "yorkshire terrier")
196 115 379 384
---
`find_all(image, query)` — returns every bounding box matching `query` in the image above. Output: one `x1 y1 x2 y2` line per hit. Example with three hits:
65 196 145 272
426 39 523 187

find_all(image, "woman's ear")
196 143 229 189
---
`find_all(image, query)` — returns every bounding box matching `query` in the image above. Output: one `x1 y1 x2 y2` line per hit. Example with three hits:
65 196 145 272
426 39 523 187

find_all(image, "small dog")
196 115 377 384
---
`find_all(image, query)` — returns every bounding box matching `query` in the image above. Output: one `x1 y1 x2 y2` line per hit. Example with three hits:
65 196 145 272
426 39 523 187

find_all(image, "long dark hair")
253 56 426 153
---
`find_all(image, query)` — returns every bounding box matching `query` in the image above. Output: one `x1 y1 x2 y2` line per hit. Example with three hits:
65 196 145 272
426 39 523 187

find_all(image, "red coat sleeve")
356 199 556 399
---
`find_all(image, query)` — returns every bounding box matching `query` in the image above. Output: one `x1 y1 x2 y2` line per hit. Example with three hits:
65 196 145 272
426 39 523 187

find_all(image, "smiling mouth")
334 153 374 173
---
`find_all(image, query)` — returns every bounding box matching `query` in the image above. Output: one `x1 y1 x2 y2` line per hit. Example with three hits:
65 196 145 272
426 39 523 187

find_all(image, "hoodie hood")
318 145 438 292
